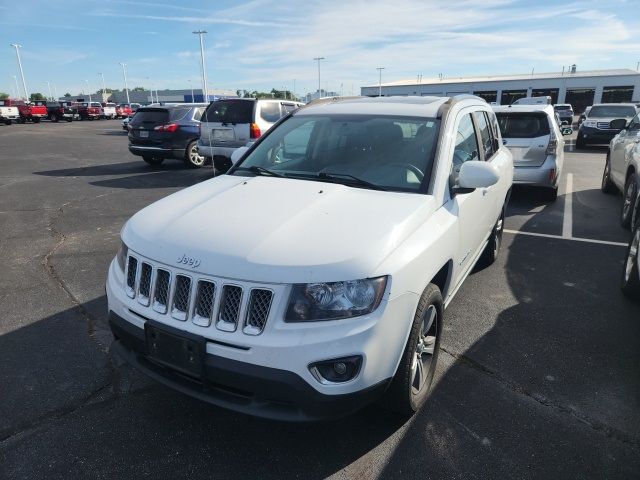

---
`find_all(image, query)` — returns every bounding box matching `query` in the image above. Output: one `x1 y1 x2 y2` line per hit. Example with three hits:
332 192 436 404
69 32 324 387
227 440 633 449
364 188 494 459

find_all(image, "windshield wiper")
240 165 286 178
317 172 388 191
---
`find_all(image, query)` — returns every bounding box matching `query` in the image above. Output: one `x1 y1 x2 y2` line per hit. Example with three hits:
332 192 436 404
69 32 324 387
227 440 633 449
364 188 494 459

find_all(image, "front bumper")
513 155 560 188
579 126 621 144
109 312 390 421
105 257 416 420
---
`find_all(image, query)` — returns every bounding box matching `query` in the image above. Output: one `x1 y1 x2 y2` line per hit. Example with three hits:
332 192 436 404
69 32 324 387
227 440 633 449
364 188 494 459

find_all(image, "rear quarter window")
169 107 190 122
259 102 282 122
204 100 254 123
496 112 550 138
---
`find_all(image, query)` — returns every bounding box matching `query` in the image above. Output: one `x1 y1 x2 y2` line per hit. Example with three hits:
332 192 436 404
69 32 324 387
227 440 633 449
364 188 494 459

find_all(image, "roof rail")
436 94 486 118
299 96 363 109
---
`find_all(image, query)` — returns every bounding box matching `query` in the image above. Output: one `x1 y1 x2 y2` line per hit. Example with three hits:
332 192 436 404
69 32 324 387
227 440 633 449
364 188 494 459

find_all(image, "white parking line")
504 229 627 247
562 173 573 239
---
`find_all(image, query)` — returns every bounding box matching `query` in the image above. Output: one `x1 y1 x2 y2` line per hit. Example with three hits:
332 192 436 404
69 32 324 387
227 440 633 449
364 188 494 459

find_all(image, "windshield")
233 114 440 193
588 105 636 118
496 112 550 138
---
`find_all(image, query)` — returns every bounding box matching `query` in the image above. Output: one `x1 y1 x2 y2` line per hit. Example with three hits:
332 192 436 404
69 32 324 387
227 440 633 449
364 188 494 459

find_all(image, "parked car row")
0 99 142 124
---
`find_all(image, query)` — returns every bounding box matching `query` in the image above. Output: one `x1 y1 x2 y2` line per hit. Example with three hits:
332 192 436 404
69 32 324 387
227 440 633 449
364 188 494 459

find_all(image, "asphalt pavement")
0 120 638 479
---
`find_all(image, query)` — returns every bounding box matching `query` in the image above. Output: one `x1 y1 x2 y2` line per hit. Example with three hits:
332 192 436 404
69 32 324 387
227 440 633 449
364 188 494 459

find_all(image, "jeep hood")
123 175 436 283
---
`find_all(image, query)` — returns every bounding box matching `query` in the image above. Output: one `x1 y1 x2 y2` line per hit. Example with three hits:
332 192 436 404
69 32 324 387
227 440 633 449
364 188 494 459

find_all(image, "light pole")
193 30 209 103
313 57 324 97
119 62 130 104
376 67 385 97
44 81 52 100
188 79 194 103
10 43 28 100
85 79 92 103
98 72 106 98
12 75 20 99
53 84 58 100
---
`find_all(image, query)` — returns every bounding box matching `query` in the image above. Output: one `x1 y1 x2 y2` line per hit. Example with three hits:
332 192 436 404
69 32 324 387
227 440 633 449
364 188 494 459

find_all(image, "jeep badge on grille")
177 254 201 268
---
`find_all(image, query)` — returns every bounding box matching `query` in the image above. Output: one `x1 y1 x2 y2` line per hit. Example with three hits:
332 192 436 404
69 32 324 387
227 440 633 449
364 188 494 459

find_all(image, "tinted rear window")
554 105 571 111
130 108 169 125
204 100 254 123
496 112 550 138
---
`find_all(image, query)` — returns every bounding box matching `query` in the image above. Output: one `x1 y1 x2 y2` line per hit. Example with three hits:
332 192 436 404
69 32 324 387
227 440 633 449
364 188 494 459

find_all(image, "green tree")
0 92 9 100
64 93 72 97
131 86 145 91
29 92 46 101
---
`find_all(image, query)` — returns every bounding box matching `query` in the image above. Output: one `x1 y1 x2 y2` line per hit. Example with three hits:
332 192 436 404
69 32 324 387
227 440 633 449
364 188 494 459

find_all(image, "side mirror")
453 161 500 195
561 127 573 136
609 118 628 130
230 146 249 165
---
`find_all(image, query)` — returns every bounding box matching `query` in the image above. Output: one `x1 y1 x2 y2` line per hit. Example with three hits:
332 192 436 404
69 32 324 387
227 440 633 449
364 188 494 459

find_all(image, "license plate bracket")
145 321 205 378
139 130 149 138
212 128 235 142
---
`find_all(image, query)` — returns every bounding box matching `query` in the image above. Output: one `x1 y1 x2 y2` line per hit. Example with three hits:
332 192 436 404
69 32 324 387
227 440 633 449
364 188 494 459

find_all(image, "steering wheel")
385 163 425 182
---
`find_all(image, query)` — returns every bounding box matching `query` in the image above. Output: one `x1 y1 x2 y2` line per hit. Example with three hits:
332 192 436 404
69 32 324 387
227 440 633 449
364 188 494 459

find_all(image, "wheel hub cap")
411 305 437 396
625 229 640 282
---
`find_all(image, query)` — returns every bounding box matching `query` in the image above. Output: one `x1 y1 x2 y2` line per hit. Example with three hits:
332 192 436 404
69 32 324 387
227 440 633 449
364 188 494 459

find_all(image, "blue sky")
1 0 639 97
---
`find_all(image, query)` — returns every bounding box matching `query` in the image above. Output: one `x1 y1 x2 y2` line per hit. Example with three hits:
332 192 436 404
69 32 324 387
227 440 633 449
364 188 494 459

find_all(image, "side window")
260 102 281 122
628 113 640 131
281 103 298 114
487 111 501 144
473 111 495 160
193 108 204 121
451 113 480 185
266 120 316 164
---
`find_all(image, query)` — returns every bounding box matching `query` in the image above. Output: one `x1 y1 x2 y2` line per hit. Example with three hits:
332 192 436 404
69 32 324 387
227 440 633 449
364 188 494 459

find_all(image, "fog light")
309 356 362 384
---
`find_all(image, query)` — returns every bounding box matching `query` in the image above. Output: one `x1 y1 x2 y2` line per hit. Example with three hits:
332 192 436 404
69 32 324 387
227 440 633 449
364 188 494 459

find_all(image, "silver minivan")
493 105 571 201
198 98 303 172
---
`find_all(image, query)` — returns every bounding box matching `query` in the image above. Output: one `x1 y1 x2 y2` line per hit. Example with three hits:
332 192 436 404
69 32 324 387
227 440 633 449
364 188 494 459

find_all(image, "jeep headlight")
285 277 387 322
116 240 128 273
583 120 597 128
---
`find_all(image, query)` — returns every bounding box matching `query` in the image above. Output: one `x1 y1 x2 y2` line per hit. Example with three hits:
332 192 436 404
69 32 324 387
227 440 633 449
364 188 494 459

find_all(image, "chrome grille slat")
153 269 171 313
137 263 153 306
171 275 192 321
217 285 242 332
597 121 610 129
244 289 273 335
192 280 216 327
123 256 274 334
125 256 138 298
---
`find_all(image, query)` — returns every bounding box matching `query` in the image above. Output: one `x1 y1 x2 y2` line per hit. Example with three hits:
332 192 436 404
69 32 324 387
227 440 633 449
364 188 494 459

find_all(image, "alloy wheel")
411 305 437 396
189 145 205 166
625 228 640 283
623 180 636 220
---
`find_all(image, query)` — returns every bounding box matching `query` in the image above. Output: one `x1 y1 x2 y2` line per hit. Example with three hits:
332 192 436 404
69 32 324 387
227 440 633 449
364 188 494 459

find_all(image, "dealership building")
361 67 640 112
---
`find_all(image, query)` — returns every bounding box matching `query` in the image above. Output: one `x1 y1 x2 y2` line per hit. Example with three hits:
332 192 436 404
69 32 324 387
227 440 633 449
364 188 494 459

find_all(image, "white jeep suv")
106 95 513 420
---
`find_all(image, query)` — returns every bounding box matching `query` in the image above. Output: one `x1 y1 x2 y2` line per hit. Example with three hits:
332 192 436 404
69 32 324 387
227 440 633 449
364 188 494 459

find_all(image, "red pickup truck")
116 104 133 118
77 101 103 120
10 100 48 123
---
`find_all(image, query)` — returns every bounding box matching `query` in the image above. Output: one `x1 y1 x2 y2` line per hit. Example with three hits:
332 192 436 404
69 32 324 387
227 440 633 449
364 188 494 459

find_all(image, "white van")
198 98 303 172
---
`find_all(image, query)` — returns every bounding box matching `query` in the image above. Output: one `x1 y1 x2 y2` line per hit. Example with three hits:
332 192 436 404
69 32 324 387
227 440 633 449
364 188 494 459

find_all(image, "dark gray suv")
128 104 209 167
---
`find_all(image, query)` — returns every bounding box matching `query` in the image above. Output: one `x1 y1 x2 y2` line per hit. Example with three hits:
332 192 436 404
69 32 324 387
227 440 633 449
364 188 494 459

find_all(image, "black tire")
4 120 11 125
621 174 638 229
184 140 206 168
601 154 616 194
381 283 443 416
142 155 164 166
66 117 72 123
631 195 640 233
32 117 41 123
88 117 94 121
17 118 25 124
213 156 232 174
575 134 585 149
477 206 505 268
621 225 640 302
51 114 59 123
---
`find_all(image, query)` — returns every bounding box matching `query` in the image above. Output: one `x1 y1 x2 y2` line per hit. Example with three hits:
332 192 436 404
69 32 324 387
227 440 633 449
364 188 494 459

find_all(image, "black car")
46 101 78 122
576 104 638 148
128 104 208 167
553 104 573 125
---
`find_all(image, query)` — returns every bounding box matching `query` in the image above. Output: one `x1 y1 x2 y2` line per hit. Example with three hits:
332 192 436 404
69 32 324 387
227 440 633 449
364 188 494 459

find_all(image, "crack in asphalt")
440 346 640 452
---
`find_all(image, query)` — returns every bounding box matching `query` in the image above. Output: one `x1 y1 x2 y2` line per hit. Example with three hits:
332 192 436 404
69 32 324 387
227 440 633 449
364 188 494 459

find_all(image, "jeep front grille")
217 285 243 332
244 289 273 335
123 255 274 335
597 121 610 129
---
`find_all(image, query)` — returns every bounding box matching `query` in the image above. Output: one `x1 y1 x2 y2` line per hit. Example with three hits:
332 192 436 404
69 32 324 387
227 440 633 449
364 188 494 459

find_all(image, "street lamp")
193 30 209 103
188 79 194 103
12 75 20 100
313 57 324 97
119 62 130 104
98 72 106 97
44 80 52 100
10 43 28 100
376 67 385 97
85 79 92 103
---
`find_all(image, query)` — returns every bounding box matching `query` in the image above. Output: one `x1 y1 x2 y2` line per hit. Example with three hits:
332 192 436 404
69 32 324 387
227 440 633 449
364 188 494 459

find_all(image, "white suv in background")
493 104 570 201
197 98 303 172
106 95 513 420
